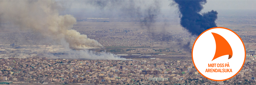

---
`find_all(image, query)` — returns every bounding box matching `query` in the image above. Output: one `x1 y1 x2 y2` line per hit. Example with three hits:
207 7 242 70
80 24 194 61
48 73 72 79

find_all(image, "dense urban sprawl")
0 56 256 84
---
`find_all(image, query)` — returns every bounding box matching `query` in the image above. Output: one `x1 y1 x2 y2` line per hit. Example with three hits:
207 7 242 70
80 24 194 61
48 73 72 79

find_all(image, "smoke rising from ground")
171 0 218 52
0 0 102 50
81 0 192 52
0 0 124 59
0 0 217 56
84 0 167 41
173 0 218 36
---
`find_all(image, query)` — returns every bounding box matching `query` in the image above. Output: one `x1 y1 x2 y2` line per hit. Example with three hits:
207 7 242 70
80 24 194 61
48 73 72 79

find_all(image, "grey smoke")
0 0 102 50
80 0 191 52
0 0 123 59
84 0 166 41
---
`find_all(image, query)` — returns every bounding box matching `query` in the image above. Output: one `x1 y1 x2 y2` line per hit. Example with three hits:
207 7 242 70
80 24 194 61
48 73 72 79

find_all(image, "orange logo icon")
192 27 246 81
211 32 233 61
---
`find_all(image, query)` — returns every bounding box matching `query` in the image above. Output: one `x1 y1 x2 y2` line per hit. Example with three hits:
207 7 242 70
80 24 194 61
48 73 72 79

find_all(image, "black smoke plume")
173 0 218 36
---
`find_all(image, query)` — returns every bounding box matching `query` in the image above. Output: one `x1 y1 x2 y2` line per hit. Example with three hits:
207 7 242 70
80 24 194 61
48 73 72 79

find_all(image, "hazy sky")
68 0 256 11
203 0 256 11
63 0 256 18
152 0 256 12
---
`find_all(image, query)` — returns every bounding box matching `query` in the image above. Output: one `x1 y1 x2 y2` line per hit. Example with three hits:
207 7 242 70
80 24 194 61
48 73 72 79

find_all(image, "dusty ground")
1 12 256 57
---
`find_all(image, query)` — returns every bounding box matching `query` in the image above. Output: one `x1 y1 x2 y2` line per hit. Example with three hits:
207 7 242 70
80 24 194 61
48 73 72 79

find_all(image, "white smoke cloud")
0 0 102 50
0 0 123 59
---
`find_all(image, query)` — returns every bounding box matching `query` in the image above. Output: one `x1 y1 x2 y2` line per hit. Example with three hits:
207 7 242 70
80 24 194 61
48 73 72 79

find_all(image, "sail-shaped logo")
192 27 246 81
211 32 233 61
